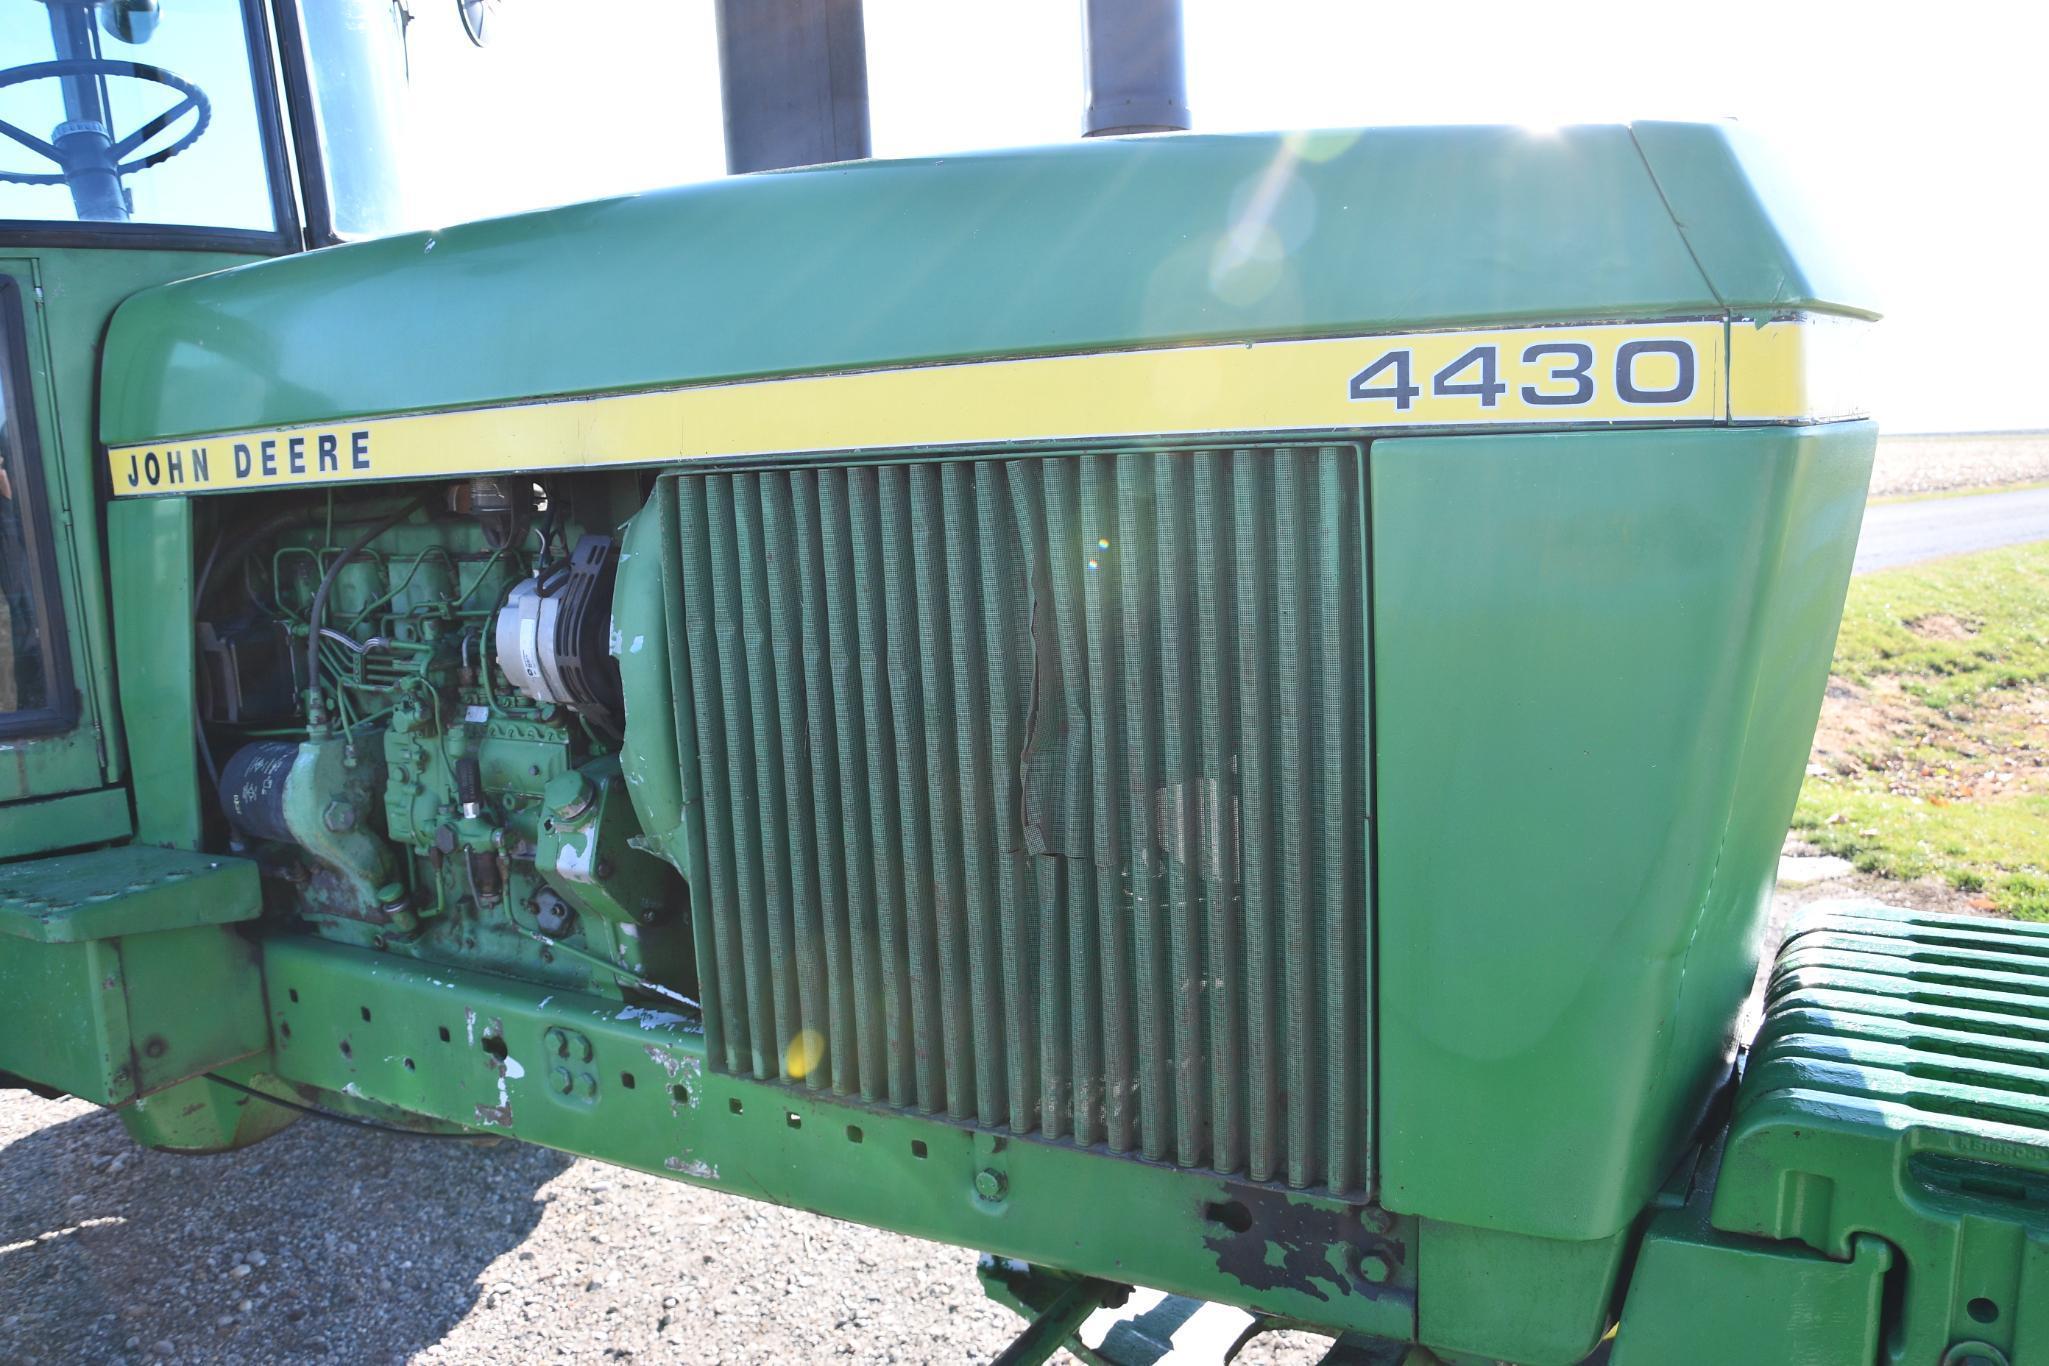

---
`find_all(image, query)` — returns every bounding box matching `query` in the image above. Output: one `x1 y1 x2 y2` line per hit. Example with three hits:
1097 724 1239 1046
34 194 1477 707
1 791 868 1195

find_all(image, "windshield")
292 0 414 238
0 0 277 231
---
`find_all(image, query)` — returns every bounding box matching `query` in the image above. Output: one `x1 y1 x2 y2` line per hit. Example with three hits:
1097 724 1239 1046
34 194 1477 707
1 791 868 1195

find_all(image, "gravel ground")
0 1092 1330 1365
1869 431 2049 498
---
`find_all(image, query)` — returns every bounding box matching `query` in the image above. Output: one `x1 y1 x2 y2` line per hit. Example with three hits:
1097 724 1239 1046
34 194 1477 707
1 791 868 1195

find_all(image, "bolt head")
544 1027 569 1057
1361 1207 1396 1234
973 1168 1007 1201
1357 1251 1394 1284
550 1064 574 1094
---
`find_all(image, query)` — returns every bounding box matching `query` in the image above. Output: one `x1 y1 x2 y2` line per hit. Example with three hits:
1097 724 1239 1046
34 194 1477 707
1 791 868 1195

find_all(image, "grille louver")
665 445 1370 1192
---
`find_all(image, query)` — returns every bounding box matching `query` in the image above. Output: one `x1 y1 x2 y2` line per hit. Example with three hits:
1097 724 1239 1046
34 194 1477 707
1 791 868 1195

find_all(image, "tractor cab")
0 0 413 243
0 0 426 857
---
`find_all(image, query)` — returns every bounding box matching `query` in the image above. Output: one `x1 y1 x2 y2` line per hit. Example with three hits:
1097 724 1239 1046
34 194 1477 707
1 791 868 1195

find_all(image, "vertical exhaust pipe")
1082 0 1190 136
714 0 871 174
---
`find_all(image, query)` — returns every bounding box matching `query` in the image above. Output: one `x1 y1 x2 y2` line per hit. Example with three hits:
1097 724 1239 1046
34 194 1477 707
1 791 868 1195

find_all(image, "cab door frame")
0 261 128 852
0 271 75 744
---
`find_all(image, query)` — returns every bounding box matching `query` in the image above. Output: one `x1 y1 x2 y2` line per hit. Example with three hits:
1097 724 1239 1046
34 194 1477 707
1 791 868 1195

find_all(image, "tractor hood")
98 121 1871 453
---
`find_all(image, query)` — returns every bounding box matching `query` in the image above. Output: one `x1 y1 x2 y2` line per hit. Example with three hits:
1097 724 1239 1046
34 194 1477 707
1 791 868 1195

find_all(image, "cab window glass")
0 279 64 728
0 0 276 230
295 0 415 238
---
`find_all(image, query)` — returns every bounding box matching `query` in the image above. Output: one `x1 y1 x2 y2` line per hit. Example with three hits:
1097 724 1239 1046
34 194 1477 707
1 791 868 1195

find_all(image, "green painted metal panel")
1415 1219 1633 1366
0 845 264 1103
1631 121 1873 316
1609 1219 1890 1366
1374 421 1873 1241
639 446 1371 1193
0 843 256 942
95 123 1855 447
117 1065 301 1155
260 934 1417 1341
0 785 131 859
108 495 203 849
1715 900 2049 1366
0 934 121 1100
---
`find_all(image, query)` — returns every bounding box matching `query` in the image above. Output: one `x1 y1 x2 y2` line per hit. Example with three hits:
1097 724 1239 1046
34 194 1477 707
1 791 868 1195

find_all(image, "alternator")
494 534 621 716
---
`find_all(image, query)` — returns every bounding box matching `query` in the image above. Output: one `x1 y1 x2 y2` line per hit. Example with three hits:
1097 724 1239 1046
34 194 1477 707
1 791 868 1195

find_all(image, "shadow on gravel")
0 1098 571 1364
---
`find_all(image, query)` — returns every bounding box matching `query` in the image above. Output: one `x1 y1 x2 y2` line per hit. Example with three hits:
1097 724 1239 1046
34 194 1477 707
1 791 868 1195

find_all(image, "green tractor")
0 1 2040 1362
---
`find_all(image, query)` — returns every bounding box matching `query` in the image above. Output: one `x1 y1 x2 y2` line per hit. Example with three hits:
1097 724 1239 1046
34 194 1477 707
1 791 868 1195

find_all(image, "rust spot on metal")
1199 1184 1405 1306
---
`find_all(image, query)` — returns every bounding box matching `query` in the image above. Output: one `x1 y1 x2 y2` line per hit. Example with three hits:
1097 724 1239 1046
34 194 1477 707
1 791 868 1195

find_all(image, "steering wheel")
0 58 211 186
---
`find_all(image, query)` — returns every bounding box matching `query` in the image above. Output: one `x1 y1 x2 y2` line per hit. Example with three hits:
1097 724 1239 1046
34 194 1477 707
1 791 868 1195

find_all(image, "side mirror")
97 0 160 45
458 0 502 48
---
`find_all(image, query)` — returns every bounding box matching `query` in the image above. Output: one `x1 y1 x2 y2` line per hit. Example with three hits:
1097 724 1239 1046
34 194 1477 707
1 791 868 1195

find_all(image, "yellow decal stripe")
105 318 1861 497
1727 315 1873 424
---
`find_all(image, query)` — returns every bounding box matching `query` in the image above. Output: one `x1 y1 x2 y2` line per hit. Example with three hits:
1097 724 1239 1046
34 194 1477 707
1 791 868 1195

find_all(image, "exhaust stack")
1083 0 1190 136
715 0 871 174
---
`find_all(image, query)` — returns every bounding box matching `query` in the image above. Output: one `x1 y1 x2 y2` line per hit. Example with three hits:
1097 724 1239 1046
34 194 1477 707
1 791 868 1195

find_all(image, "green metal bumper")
258 933 1419 1342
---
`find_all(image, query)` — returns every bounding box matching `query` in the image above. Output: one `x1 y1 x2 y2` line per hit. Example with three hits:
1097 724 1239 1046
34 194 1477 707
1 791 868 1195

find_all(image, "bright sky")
407 1 2046 434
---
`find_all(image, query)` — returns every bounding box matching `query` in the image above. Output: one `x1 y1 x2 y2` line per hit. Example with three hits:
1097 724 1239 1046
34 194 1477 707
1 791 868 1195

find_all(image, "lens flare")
784 1028 826 1080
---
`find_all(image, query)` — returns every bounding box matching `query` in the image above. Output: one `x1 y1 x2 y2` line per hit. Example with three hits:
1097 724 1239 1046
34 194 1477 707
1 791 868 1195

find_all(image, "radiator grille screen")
665 445 1370 1192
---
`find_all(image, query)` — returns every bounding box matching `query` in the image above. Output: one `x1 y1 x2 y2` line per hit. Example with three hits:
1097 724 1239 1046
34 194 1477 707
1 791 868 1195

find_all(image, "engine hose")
305 497 426 726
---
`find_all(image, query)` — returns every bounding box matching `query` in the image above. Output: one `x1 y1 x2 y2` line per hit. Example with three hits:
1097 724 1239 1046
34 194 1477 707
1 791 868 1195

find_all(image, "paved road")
1854 485 2049 574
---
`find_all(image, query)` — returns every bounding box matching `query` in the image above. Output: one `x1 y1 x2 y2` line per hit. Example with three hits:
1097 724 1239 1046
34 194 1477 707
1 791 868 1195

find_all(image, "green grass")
1866 478 2049 507
1827 541 2049 711
1793 788 2049 918
1792 540 2049 920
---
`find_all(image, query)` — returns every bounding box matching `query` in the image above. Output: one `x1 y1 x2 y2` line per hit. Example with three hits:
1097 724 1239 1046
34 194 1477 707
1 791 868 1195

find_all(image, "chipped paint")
664 1156 718 1179
473 1101 514 1127
636 979 700 1012
503 1056 525 1079
645 1046 704 1111
619 1006 688 1031
1200 1184 1398 1306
